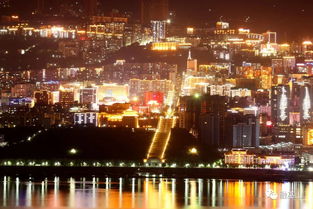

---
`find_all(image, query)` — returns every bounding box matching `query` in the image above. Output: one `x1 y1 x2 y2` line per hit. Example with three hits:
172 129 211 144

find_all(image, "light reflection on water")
0 176 312 208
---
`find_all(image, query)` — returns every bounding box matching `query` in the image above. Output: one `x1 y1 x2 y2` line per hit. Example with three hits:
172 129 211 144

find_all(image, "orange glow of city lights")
303 41 313 45
307 129 313 145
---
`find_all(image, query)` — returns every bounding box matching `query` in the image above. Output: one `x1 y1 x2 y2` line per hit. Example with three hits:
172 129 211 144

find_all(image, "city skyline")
2 0 313 40
2 1 313 208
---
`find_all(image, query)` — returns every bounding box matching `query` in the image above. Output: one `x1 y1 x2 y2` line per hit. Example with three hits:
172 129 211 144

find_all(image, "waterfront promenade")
1 165 313 181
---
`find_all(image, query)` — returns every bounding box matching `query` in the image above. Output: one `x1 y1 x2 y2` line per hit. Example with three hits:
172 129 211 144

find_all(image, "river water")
0 176 312 208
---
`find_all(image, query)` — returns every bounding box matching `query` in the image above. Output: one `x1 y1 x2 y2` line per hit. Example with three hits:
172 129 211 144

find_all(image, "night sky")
6 0 313 41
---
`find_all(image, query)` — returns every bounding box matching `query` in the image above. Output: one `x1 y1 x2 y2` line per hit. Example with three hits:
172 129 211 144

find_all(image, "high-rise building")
11 83 36 98
271 85 290 124
59 90 75 107
232 114 260 148
34 91 50 105
283 56 296 74
80 87 97 104
271 85 292 142
187 50 198 71
74 112 98 126
221 109 260 148
264 31 277 44
140 0 169 24
129 79 174 98
151 20 167 42
198 95 227 146
300 84 313 124
272 58 283 75
178 95 202 136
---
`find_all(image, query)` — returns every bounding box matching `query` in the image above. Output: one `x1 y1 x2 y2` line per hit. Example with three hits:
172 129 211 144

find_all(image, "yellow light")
303 41 313 45
194 93 200 98
187 27 194 34
280 43 290 47
238 28 250 34
308 129 313 145
69 148 77 155
152 42 177 51
51 26 64 32
189 147 198 155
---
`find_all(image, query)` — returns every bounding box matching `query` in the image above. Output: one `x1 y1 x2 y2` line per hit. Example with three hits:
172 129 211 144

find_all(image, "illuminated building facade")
224 150 255 166
263 31 277 44
301 85 312 123
129 79 174 98
230 88 252 97
144 91 164 106
198 64 230 76
98 109 139 128
271 85 290 125
257 155 295 166
215 22 230 30
181 76 212 96
225 150 295 166
271 85 291 142
151 42 177 51
80 87 97 104
151 20 167 42
50 91 60 104
283 56 296 74
272 58 284 75
207 84 234 97
305 128 313 145
11 83 36 98
260 43 278 57
87 23 125 38
236 66 272 89
59 90 75 107
74 112 98 126
187 50 198 71
97 84 129 105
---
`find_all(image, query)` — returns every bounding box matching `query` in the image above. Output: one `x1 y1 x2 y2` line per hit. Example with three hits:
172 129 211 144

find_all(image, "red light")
79 36 87 41
266 121 273 126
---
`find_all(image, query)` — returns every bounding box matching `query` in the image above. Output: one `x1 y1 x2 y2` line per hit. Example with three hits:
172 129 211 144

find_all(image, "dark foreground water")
0 176 312 208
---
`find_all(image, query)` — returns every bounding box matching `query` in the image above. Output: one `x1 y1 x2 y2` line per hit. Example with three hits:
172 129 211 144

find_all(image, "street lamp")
194 93 200 99
69 148 78 155
189 147 198 155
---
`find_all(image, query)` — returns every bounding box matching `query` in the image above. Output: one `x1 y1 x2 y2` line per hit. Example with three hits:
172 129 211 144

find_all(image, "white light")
279 87 288 121
69 148 77 154
303 87 311 120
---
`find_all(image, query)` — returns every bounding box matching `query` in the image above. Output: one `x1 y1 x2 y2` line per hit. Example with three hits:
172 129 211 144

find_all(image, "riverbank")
1 166 313 181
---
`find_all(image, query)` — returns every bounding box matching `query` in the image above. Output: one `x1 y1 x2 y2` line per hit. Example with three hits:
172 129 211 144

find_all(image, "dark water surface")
0 176 312 208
